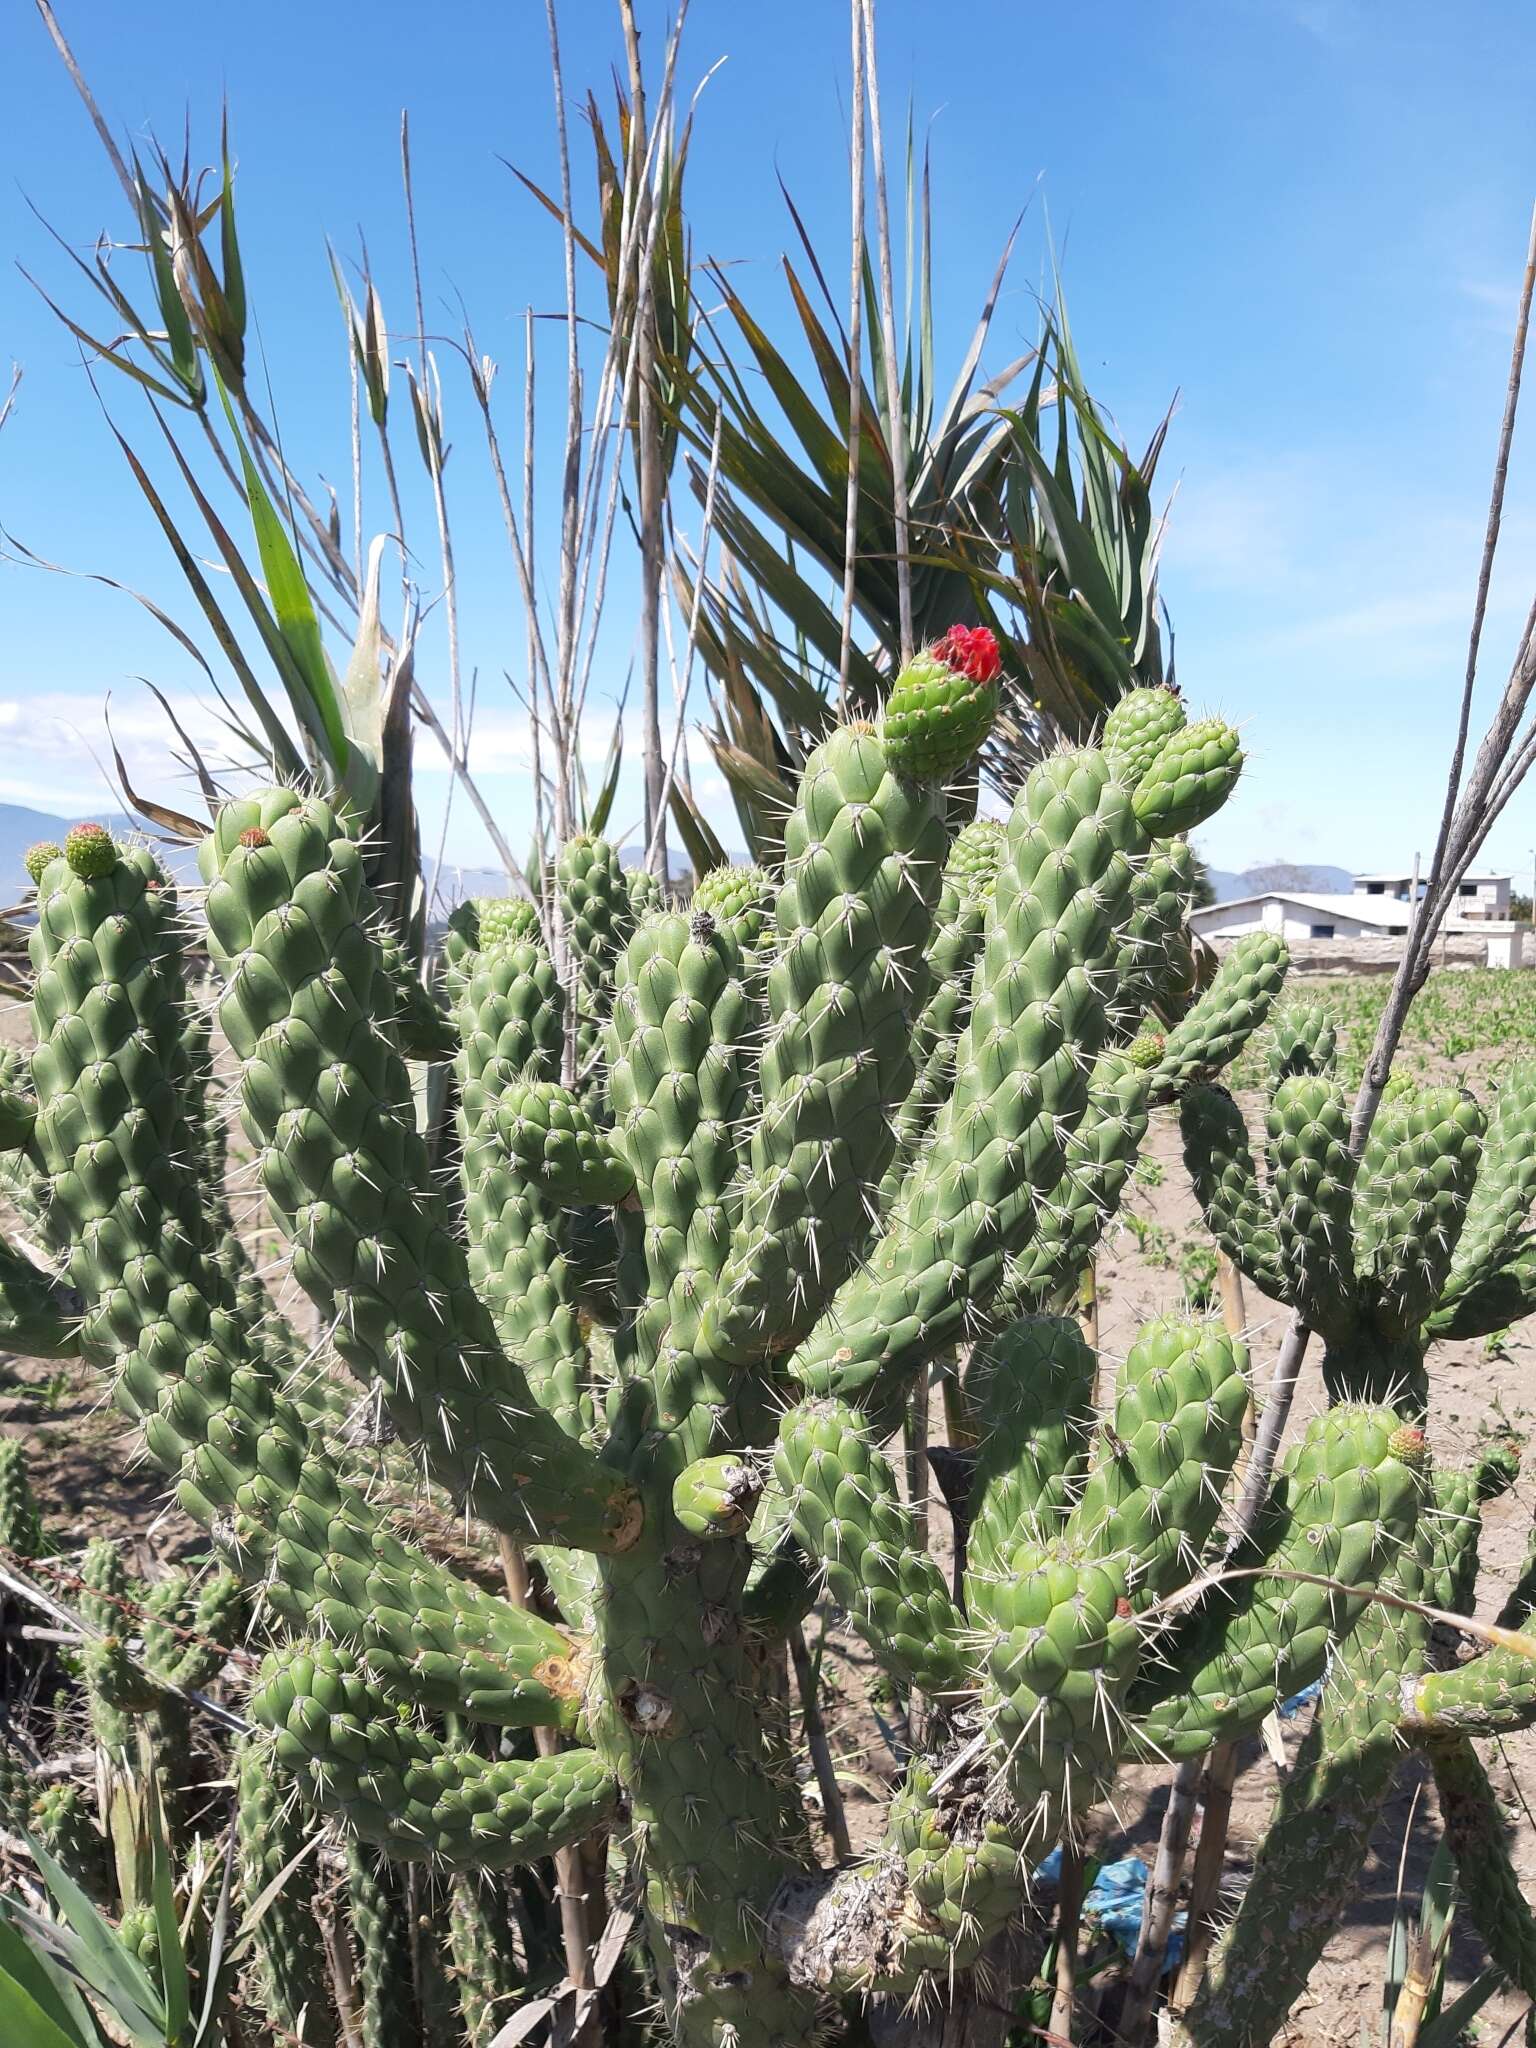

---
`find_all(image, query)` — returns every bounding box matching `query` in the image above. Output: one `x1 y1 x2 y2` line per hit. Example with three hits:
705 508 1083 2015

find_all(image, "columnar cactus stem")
345 1841 416 2048
451 930 594 1435
236 1736 338 2047
1425 1732 1536 2013
200 794 641 1552
789 747 1177 1405
703 726 948 1365
557 835 635 1079
251 1640 616 1867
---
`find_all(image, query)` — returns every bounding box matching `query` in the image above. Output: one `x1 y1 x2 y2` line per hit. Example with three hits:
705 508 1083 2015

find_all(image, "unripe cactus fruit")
1267 1002 1337 1085
63 821 117 878
556 834 635 1072
23 841 61 886
1129 1030 1165 1069
476 895 542 950
945 814 1006 892
882 624 1002 780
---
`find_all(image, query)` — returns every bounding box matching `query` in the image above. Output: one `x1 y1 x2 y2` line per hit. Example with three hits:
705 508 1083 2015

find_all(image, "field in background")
1228 967 1536 1094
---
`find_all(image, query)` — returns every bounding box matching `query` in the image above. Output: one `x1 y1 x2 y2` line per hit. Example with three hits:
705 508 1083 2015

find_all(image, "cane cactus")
1164 989 1536 2038
236 1735 338 2046
4 679 1535 2048
1181 1044 1536 1408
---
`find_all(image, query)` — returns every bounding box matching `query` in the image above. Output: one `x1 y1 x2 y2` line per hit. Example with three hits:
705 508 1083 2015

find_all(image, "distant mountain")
0 802 752 912
1207 862 1354 903
435 842 748 906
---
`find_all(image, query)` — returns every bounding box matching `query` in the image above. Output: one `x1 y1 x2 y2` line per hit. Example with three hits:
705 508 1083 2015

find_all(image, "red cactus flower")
933 624 1001 684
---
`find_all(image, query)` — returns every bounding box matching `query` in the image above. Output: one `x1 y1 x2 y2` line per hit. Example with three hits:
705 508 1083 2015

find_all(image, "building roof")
1352 870 1510 884
1194 890 1496 934
1201 891 1406 925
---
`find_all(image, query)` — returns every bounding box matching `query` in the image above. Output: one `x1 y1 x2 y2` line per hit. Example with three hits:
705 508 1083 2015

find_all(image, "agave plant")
667 153 1176 862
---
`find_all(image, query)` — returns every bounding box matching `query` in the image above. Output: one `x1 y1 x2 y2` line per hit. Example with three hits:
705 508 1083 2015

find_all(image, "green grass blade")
0 1912 96 2048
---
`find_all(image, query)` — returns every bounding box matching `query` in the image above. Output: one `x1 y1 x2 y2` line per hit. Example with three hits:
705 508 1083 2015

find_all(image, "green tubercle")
693 861 777 954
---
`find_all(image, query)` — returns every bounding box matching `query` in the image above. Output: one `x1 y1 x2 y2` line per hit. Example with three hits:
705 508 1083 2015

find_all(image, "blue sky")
4 0 1536 891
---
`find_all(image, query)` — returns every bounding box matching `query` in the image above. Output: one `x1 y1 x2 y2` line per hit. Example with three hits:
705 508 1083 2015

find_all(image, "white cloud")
0 691 238 814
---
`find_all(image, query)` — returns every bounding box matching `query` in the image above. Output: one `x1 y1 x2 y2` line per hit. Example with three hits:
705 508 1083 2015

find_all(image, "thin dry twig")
790 1623 853 1862
837 1 867 714
859 0 913 663
646 413 724 873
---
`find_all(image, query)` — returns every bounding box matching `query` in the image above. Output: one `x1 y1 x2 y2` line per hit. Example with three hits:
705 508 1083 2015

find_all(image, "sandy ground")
1 987 1533 2046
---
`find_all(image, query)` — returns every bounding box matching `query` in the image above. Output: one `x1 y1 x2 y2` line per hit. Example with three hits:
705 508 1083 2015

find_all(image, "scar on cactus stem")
882 625 1002 781
63 822 116 878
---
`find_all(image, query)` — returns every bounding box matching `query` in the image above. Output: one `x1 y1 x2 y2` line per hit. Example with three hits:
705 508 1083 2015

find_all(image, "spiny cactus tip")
24 840 62 885
63 823 116 878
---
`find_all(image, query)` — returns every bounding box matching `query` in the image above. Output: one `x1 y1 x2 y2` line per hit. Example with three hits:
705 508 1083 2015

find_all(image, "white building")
1351 871 1511 919
1190 889 1526 968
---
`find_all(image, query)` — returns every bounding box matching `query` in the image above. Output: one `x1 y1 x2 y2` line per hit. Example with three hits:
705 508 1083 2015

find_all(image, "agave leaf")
667 778 728 880
335 534 390 819
218 111 246 355
105 417 306 780
0 1964 89 2048
585 711 625 840
707 276 857 506
132 155 202 406
147 408 332 772
374 627 424 950
212 377 351 776
706 735 794 821
142 681 223 814
1000 405 1125 631
19 268 191 408
503 162 606 269
1415 1971 1501 2048
105 699 208 841
192 1824 240 2044
12 1839 164 2043
0 1911 95 2048
142 1762 189 2045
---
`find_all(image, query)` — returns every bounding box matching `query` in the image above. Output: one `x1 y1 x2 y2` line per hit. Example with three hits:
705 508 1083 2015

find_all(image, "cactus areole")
5 683 1535 2046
